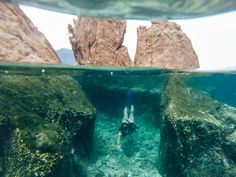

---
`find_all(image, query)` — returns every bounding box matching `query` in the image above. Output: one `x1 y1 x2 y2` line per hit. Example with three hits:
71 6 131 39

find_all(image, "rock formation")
68 17 132 66
0 75 96 176
69 18 199 69
0 2 60 64
159 76 236 177
134 21 199 69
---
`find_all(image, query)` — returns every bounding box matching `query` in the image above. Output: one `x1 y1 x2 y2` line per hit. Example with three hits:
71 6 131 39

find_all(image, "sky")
20 5 236 69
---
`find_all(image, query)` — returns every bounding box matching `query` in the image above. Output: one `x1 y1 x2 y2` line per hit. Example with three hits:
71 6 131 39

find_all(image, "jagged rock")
134 21 199 69
68 17 132 66
159 77 236 177
0 2 60 64
0 75 96 177
69 18 199 69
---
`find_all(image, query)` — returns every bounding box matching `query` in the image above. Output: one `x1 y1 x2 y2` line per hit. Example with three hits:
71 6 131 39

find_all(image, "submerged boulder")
0 75 95 134
0 2 60 64
5 126 66 177
68 17 132 66
135 21 199 69
0 75 96 177
159 77 236 177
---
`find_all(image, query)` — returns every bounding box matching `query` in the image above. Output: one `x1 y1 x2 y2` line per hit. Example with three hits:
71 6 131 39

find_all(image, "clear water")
0 64 235 177
12 0 236 19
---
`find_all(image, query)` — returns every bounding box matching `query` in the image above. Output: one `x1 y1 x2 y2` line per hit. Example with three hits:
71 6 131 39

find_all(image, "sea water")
12 0 236 19
0 64 235 177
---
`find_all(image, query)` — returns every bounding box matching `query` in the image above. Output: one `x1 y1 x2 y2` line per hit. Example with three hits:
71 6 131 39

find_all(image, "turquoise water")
0 64 235 177
11 0 236 19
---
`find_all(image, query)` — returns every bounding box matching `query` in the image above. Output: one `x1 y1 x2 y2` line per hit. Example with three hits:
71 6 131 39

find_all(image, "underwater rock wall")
68 17 132 66
134 21 199 69
0 2 60 64
76 74 164 128
159 77 236 177
0 75 96 177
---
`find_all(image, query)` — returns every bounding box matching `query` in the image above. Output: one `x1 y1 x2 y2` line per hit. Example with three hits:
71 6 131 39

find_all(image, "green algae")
0 75 96 177
0 75 95 131
159 76 236 177
163 76 222 121
5 127 66 177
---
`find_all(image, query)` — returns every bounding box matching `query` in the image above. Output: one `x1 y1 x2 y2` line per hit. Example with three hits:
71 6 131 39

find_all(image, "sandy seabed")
81 112 162 177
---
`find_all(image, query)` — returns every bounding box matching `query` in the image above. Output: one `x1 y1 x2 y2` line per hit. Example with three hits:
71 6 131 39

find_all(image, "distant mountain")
56 48 76 65
197 66 236 72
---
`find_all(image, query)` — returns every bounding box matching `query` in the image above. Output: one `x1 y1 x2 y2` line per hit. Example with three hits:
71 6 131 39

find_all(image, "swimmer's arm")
117 131 122 149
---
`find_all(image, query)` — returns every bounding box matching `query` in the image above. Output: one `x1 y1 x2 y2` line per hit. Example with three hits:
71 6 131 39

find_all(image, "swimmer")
117 105 137 149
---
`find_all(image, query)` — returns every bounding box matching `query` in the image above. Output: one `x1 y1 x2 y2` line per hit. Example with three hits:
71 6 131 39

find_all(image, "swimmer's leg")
122 106 128 123
128 105 134 122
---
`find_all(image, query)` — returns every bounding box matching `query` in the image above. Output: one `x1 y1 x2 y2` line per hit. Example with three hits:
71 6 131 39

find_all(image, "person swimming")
126 90 133 107
117 91 137 148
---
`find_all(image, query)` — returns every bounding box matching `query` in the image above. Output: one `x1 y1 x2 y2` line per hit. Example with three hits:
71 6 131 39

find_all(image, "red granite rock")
68 17 132 66
134 21 199 69
0 2 60 64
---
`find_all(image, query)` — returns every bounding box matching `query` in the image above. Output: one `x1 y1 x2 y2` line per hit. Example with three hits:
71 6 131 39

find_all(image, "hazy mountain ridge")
56 48 76 65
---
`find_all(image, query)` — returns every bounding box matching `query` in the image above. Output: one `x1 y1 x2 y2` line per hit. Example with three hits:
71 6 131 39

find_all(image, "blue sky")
20 5 236 69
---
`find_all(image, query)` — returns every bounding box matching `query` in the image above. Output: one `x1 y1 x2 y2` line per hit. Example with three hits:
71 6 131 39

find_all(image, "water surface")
11 0 236 19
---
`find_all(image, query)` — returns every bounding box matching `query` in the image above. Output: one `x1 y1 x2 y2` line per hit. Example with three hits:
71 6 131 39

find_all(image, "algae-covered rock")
77 73 165 95
5 126 66 177
0 75 95 134
0 75 96 177
159 77 236 177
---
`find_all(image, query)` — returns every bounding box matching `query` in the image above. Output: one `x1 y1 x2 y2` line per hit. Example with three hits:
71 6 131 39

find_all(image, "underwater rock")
0 2 60 64
159 77 236 177
0 75 96 176
78 73 164 94
134 21 199 69
68 17 132 66
0 75 95 134
5 126 67 177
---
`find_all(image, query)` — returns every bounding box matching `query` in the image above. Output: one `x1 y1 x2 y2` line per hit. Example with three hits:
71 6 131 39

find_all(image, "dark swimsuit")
119 122 137 136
